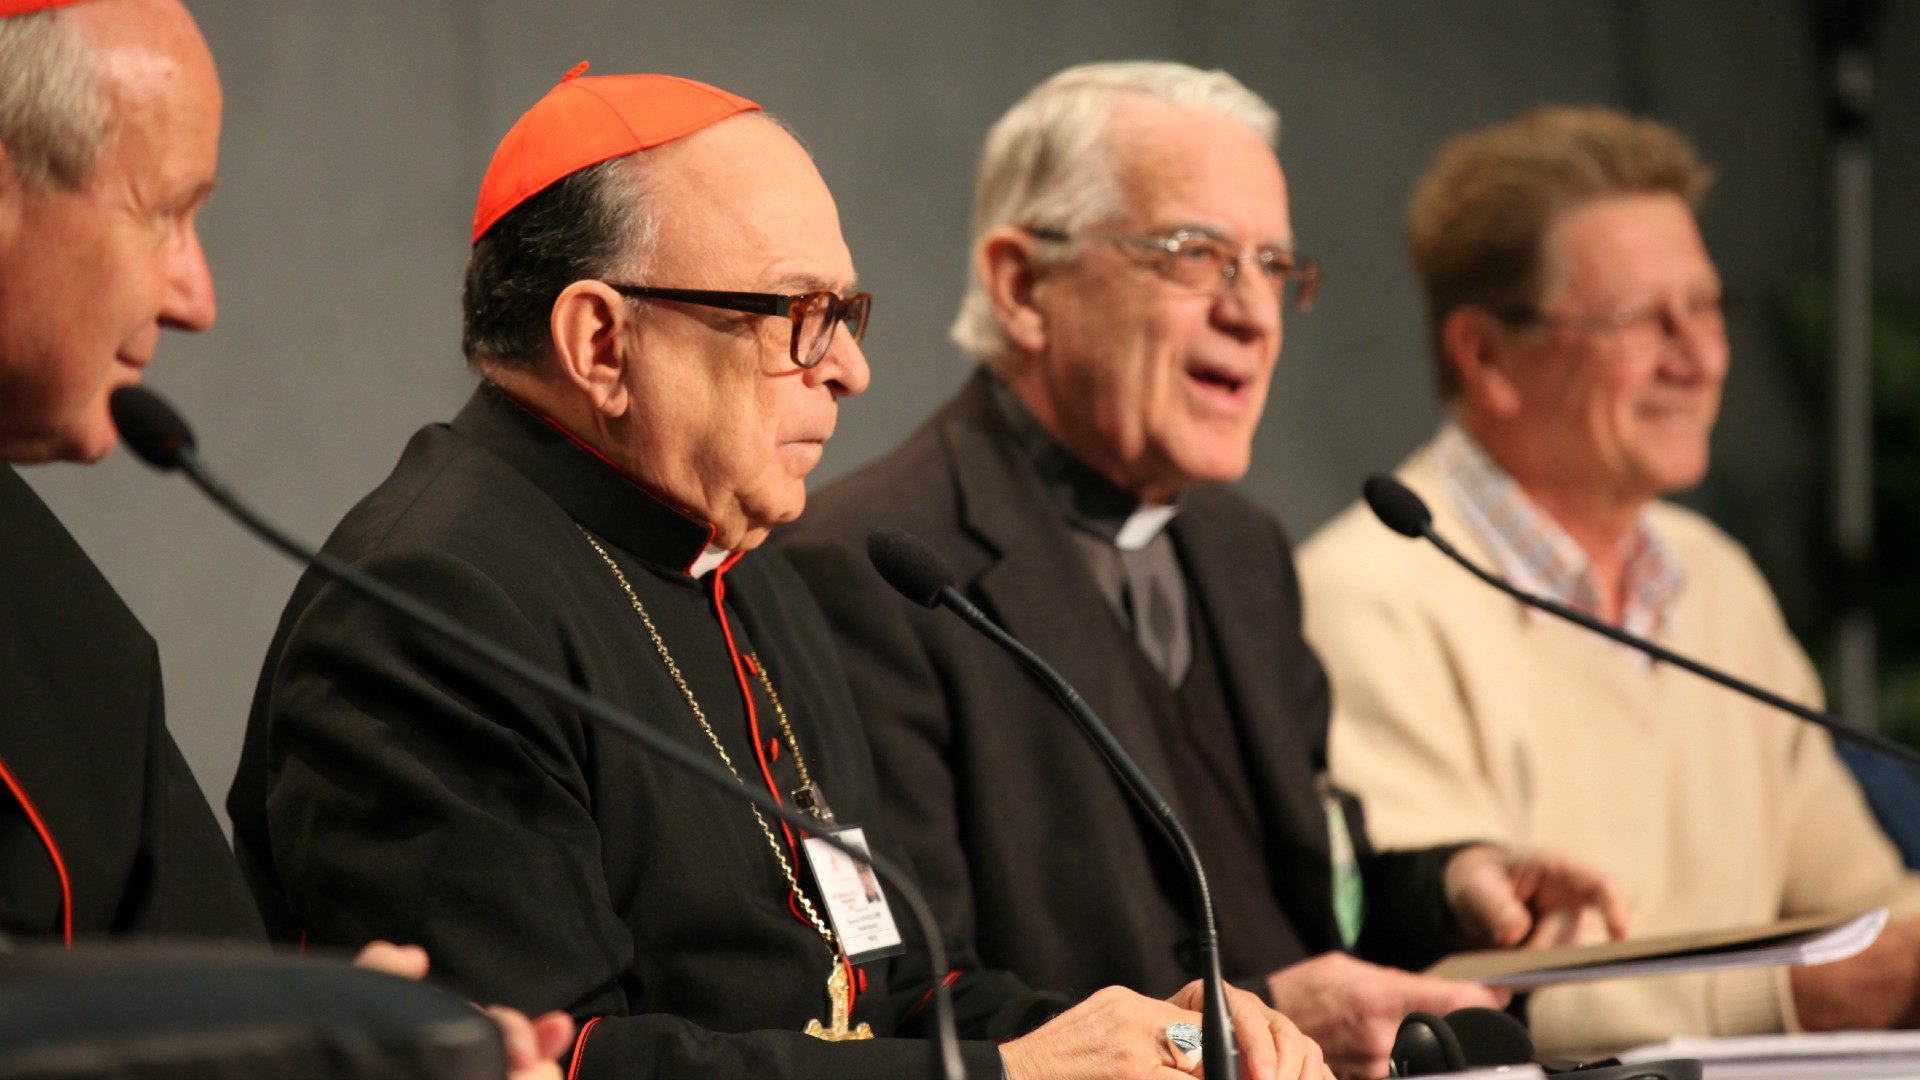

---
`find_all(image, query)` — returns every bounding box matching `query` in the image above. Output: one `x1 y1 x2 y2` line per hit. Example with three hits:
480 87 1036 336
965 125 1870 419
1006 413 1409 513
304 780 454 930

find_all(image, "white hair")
0 8 110 191
949 61 1280 365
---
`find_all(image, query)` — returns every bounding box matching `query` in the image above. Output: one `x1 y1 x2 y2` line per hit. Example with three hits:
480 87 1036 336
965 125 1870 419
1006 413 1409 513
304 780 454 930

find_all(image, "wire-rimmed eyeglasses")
1027 226 1321 313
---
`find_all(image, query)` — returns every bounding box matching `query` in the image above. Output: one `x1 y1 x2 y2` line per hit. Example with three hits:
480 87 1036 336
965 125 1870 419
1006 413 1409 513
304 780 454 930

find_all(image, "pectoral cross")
804 961 873 1041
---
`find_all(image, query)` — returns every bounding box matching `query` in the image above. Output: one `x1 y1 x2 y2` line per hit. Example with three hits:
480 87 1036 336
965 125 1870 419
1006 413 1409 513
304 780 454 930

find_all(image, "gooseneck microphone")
867 527 1240 1080
1361 474 1920 773
109 387 969 1080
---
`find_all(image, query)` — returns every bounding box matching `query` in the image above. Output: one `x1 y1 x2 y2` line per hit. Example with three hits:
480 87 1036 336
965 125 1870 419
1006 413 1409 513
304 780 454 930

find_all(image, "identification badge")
801 826 905 963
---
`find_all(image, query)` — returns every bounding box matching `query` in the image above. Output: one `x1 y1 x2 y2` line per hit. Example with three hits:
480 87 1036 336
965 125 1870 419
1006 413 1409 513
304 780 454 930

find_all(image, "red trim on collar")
496 392 721 572
709 569 815 934
0 752 72 946
564 1016 603 1080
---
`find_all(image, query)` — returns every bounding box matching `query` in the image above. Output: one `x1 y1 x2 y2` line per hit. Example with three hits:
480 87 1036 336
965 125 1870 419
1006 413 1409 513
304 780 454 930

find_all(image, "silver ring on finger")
1166 1021 1204 1066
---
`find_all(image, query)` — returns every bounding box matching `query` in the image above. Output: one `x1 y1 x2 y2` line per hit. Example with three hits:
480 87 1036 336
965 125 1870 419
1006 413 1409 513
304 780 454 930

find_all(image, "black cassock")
0 466 263 943
229 385 1055 1079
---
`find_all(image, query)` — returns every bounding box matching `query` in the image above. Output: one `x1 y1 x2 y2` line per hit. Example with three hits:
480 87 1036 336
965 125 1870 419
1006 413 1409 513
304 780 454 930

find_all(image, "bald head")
0 0 222 462
76 0 220 119
0 0 215 193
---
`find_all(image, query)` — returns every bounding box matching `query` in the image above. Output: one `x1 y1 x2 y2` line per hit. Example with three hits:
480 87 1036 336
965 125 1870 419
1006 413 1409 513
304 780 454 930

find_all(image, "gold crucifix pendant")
804 960 873 1041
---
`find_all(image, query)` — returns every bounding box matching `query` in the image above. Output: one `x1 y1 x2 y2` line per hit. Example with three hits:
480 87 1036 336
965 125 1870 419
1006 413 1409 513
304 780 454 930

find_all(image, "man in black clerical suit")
0 0 260 945
0 5 577 1075
775 62 1625 1080
230 68 1331 1080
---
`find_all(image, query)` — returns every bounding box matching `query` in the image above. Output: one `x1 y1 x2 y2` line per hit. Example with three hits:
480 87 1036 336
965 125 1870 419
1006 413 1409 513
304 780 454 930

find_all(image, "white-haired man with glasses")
1300 106 1920 1058
777 62 1625 1080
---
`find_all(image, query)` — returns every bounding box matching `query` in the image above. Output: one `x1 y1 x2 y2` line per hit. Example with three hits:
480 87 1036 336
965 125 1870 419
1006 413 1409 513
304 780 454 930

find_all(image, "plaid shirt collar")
1433 422 1686 643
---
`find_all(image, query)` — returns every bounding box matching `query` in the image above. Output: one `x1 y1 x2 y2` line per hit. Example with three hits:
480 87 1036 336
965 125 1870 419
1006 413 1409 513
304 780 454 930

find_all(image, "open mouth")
1183 360 1253 412
1188 363 1246 393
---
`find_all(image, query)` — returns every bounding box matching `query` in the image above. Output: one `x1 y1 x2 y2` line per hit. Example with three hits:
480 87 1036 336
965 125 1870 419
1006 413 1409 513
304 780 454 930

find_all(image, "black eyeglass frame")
1026 225 1322 313
608 284 872 369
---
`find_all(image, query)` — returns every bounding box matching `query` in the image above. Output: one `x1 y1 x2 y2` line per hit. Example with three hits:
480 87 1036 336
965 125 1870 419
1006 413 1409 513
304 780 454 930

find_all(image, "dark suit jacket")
0 466 263 942
776 371 1456 1001
228 387 1051 1080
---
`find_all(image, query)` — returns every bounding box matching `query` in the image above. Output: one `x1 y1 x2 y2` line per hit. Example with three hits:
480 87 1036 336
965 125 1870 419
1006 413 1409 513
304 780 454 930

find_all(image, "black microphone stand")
1381 480 1920 774
928 583 1240 1080
133 425 970 1080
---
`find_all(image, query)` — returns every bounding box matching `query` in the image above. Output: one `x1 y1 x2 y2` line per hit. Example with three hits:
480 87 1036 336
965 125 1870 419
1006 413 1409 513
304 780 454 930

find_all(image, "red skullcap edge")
471 68 760 242
0 0 93 16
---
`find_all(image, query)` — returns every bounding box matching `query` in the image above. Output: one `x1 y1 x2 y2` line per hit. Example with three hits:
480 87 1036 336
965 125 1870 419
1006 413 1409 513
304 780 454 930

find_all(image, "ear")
978 226 1048 357
550 280 637 419
1442 307 1523 418
0 142 25 242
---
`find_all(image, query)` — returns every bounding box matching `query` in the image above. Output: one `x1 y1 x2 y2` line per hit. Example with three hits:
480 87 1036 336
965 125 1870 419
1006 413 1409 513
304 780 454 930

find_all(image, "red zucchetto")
471 63 761 243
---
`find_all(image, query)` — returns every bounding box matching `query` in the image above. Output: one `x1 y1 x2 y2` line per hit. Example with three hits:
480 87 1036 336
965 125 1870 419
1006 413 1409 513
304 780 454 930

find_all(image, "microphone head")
1363 474 1431 539
1390 1011 1466 1076
867 527 955 609
1443 1007 1534 1067
110 386 196 471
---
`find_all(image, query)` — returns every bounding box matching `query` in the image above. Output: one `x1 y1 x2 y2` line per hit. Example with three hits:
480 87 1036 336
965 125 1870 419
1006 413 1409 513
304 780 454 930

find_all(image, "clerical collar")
449 384 733 579
687 545 732 579
986 371 1182 549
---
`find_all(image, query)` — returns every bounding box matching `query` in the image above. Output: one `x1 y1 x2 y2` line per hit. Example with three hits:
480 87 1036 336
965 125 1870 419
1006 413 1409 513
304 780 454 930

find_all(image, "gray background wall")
23 1 1919 830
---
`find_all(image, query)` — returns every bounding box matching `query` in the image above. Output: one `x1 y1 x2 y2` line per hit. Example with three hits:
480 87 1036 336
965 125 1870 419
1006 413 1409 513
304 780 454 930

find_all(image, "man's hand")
487 1004 578 1080
1166 979 1333 1080
1264 952 1503 1080
349 941 575 1079
1001 982 1331 1079
1792 914 1920 1031
352 940 430 979
1445 845 1628 949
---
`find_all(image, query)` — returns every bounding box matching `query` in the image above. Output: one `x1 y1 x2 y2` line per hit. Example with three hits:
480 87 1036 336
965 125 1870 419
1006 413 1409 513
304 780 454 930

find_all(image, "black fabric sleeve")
115 651 265 940
264 548 632 1010
1343 789 1474 972
861 873 1071 1044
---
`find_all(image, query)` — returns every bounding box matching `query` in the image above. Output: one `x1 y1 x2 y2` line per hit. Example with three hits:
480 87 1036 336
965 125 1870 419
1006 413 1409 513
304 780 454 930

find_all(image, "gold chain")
751 658 823 813
748 657 834 824
576 527 838 954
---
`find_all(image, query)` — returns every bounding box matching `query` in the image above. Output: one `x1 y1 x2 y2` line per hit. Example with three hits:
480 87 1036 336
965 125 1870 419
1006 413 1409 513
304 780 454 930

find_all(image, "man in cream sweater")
1299 106 1920 1059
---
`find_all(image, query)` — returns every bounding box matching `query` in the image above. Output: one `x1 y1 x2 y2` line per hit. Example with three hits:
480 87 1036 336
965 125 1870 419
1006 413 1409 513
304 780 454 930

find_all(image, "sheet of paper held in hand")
1425 908 1887 989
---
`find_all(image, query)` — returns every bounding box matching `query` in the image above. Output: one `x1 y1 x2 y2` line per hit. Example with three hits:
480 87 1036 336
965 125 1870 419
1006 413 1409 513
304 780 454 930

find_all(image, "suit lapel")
940 376 1189 823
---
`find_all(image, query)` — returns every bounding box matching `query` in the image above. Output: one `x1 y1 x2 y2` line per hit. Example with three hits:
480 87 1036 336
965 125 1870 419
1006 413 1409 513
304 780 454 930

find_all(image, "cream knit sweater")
1299 438 1920 1059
